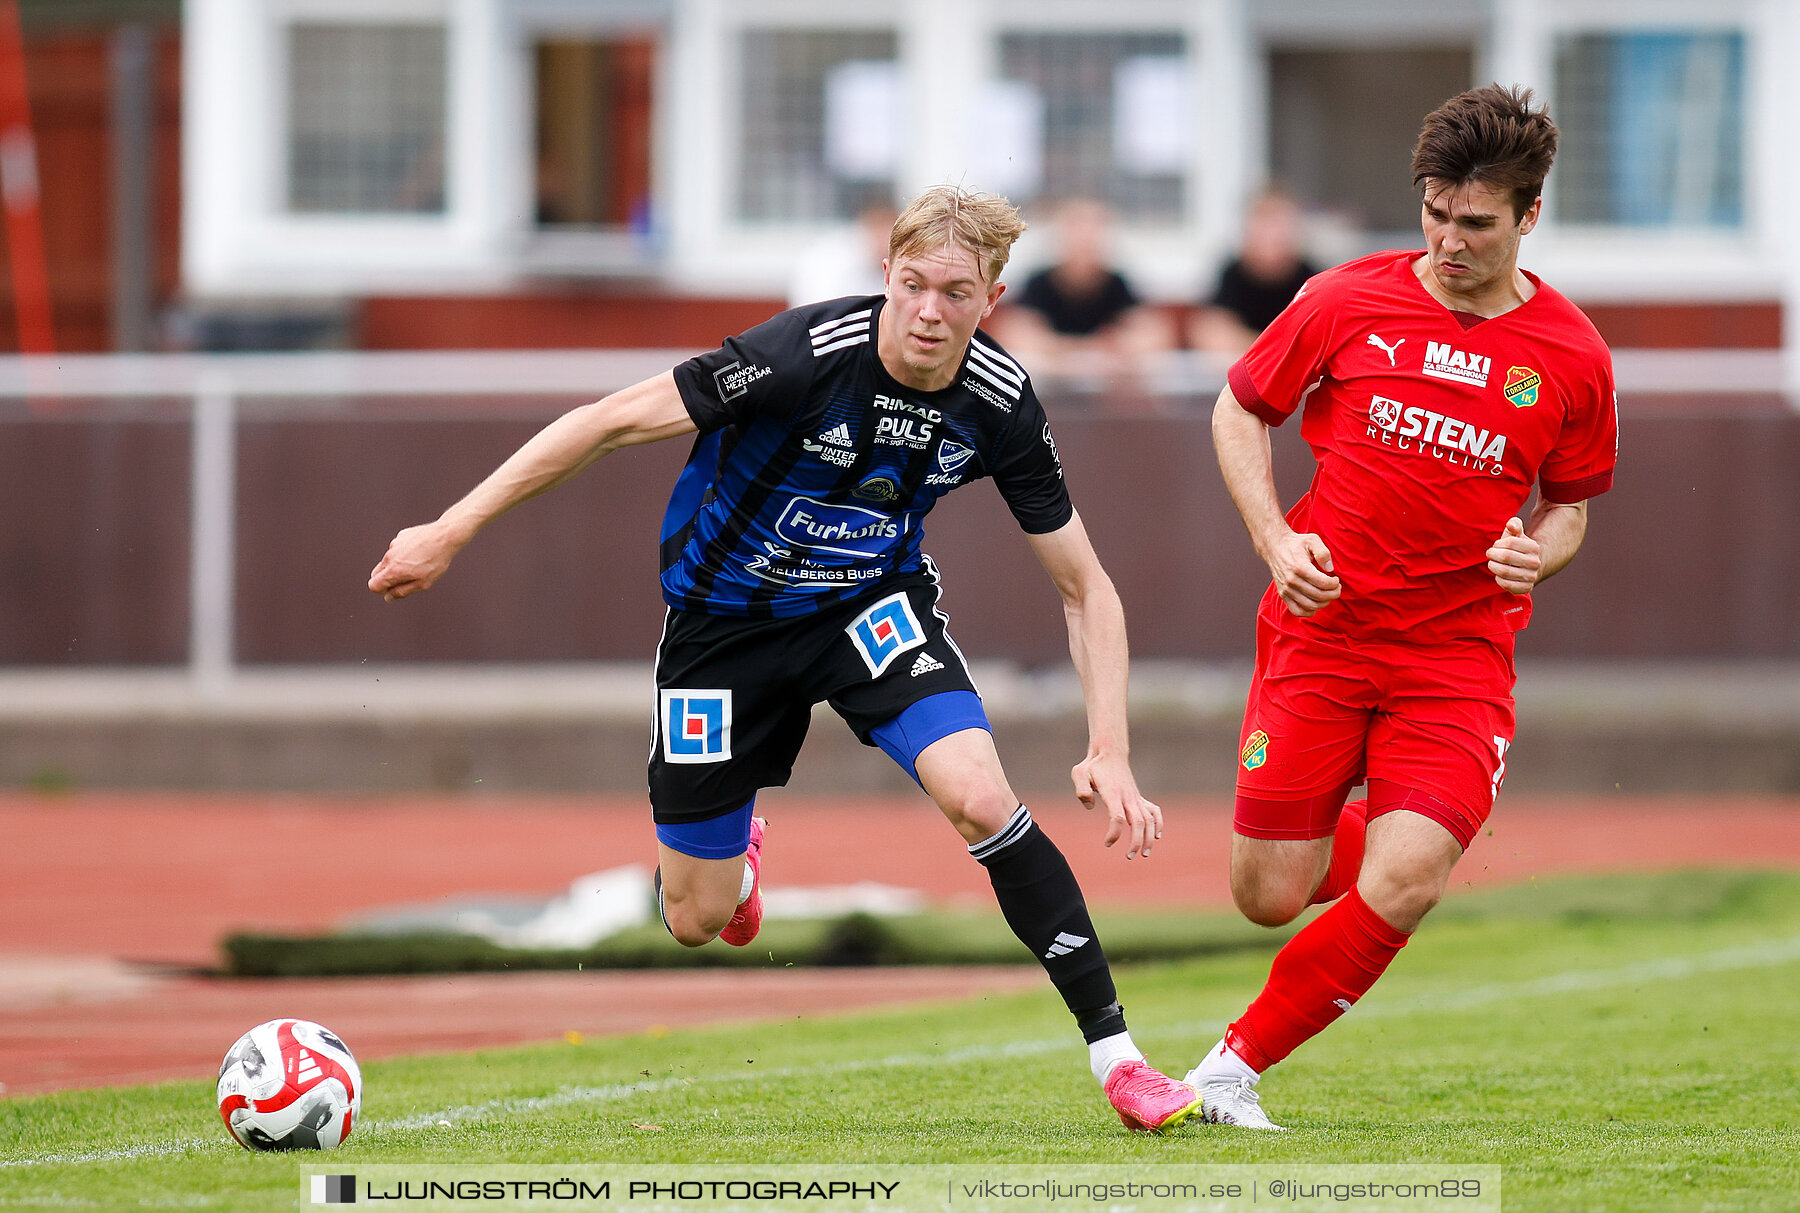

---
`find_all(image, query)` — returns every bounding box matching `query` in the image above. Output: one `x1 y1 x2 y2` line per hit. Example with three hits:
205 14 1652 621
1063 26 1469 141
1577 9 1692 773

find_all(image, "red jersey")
1229 249 1617 643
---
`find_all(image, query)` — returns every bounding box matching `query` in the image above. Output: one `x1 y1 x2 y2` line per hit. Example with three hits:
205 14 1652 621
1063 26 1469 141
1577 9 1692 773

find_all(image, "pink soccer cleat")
718 816 766 947
1103 1060 1203 1133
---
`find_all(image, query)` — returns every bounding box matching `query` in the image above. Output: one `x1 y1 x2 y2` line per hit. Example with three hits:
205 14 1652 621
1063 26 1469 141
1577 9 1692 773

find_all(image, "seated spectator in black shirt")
1192 188 1319 356
993 198 1170 386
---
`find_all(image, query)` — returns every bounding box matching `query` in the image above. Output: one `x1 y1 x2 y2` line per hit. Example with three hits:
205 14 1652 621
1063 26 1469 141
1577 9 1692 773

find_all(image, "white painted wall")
183 0 1798 388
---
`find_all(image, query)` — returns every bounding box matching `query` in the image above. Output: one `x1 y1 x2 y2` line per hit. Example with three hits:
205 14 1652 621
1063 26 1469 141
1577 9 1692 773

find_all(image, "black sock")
971 806 1123 1043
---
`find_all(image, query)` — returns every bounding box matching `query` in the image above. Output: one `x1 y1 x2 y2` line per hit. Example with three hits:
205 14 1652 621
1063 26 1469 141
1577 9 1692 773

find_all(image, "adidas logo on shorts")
909 652 944 677
1044 932 1090 958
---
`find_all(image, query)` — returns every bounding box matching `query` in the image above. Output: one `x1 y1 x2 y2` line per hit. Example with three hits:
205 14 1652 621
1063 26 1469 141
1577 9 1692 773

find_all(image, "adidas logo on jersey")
909 651 944 677
802 421 857 466
1044 932 1090 958
1421 340 1491 387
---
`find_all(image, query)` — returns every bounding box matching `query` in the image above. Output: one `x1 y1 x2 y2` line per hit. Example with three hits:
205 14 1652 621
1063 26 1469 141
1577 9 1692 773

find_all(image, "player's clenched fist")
1265 530 1341 617
368 521 465 601
1485 515 1542 595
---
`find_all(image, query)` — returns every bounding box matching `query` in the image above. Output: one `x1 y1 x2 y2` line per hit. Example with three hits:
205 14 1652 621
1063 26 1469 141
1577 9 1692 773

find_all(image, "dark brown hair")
1411 84 1559 220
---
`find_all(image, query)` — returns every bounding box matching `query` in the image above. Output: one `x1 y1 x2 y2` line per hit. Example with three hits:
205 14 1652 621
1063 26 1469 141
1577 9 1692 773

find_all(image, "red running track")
3 792 1797 1096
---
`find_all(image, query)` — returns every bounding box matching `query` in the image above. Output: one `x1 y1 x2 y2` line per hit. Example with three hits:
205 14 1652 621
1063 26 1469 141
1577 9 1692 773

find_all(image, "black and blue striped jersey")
663 294 1073 618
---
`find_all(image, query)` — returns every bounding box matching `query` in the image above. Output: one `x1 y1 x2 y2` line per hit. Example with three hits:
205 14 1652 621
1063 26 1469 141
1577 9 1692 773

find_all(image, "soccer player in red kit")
1186 85 1618 1129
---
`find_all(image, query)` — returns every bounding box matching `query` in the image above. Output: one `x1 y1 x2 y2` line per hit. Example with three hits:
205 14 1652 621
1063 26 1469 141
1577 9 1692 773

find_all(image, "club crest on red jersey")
1503 366 1541 408
1241 730 1270 771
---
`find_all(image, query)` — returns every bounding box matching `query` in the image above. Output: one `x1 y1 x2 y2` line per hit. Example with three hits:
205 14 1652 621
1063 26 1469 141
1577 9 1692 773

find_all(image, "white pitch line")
8 934 1799 1169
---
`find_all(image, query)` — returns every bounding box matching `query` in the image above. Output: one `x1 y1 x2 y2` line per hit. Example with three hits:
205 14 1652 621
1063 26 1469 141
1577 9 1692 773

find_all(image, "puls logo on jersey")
775 497 902 558
875 414 936 449
845 592 927 677
1367 394 1507 474
660 689 731 763
1421 341 1491 388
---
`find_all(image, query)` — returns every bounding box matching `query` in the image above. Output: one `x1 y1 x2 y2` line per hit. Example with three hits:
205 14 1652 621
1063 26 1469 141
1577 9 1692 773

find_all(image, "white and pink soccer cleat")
1103 1060 1203 1133
718 816 766 947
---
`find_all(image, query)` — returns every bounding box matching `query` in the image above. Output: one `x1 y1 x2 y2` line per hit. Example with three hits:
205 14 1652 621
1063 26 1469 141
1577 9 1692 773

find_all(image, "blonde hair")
888 186 1027 286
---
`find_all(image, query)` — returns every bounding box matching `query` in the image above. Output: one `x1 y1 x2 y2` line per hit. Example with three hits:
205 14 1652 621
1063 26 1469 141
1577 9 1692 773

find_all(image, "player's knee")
1230 876 1308 928
1358 870 1443 932
935 779 1017 844
659 889 731 948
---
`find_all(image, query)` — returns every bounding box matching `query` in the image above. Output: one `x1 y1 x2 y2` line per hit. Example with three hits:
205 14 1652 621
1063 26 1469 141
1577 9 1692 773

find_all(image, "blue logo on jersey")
846 592 927 677
936 439 975 475
660 690 731 763
775 497 903 559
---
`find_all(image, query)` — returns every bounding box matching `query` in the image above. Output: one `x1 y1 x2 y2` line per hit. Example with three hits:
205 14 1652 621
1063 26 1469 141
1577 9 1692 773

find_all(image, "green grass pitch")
4 871 1799 1212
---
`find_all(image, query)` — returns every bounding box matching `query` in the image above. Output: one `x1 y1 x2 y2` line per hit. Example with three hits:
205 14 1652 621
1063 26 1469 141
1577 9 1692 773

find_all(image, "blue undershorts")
654 691 991 858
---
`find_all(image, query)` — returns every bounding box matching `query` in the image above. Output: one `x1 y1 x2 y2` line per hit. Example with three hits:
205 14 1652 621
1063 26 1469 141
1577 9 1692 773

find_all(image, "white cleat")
1195 1076 1286 1131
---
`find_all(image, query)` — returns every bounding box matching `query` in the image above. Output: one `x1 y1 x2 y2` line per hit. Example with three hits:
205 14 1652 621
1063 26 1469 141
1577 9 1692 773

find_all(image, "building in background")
3 0 1798 695
168 0 1800 378
0 0 180 353
0 0 1793 383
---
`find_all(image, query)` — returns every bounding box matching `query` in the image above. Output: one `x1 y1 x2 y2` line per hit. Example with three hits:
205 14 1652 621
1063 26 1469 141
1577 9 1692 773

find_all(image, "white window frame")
659 0 1240 302
1489 0 1783 302
980 0 1224 302
660 0 905 295
506 0 674 277
184 0 521 296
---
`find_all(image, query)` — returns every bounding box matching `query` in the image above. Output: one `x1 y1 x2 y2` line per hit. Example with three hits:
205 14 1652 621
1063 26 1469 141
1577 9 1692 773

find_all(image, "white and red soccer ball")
216 1019 362 1151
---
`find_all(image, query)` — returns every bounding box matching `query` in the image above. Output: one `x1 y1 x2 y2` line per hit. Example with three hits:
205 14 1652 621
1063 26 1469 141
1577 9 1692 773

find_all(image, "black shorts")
649 575 980 823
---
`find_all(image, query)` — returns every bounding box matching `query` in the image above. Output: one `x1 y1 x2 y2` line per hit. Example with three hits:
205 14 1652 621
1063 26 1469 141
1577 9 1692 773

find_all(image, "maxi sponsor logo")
1366 394 1507 474
1421 341 1491 388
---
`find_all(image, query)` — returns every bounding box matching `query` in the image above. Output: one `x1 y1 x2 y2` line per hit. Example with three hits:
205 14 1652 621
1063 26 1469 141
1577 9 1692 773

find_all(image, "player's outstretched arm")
1212 385 1341 617
1026 512 1163 859
368 371 695 601
1486 498 1589 594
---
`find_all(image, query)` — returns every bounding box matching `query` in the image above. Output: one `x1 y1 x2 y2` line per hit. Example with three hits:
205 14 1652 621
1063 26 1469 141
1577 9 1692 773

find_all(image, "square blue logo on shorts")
661 690 732 763
846 592 926 677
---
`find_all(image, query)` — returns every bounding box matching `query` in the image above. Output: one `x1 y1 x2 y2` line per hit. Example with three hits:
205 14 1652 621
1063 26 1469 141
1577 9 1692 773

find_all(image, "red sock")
1225 886 1409 1073
1309 798 1370 906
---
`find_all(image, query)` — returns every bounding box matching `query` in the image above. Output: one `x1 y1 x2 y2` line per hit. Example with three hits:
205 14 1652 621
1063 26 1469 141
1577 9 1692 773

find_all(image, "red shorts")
1235 613 1516 847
